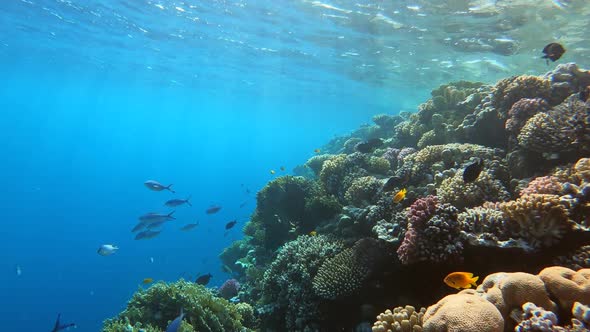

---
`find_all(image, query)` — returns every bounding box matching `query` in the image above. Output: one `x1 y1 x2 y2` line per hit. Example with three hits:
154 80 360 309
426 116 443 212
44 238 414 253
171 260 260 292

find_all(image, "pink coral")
520 176 563 197
505 98 550 134
397 195 438 264
218 278 240 299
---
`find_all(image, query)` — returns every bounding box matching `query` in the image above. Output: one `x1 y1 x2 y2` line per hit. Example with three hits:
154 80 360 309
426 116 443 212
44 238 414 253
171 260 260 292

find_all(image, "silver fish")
165 196 192 207
97 244 119 256
180 222 199 231
144 180 175 193
135 230 161 240
139 211 176 223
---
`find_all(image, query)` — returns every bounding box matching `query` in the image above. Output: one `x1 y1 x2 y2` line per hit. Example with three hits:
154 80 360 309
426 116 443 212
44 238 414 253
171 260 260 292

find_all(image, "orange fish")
314 149 321 154
142 278 154 285
309 230 317 236
393 188 407 203
270 170 276 175
444 272 479 290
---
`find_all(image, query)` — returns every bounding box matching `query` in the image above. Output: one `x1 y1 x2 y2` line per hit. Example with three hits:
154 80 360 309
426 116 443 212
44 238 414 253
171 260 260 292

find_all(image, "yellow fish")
444 272 479 290
142 278 154 285
309 230 317 236
270 170 276 175
393 188 407 203
314 149 321 154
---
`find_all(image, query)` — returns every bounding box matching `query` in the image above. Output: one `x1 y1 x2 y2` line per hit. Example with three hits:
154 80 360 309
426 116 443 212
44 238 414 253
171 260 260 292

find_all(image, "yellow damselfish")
142 278 154 285
309 230 317 236
393 188 407 203
444 272 479 290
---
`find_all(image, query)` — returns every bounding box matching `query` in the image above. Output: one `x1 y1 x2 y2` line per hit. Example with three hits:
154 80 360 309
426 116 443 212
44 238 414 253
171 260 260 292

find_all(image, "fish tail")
166 184 175 193
168 210 176 219
186 195 192 207
471 276 479 287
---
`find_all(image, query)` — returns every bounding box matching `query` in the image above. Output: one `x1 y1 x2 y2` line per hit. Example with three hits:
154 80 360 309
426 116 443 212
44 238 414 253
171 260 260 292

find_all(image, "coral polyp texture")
200 64 590 331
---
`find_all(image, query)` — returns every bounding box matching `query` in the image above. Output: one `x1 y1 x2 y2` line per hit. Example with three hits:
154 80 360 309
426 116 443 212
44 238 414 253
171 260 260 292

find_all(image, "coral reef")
372 305 426 332
102 281 248 332
313 238 383 300
219 65 590 332
259 235 344 331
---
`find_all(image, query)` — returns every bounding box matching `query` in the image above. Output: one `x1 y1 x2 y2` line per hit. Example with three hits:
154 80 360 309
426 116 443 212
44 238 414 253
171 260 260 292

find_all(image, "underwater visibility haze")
1 0 590 331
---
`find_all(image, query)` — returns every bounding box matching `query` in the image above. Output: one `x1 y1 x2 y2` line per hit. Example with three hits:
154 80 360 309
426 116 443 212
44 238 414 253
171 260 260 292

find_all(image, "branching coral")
260 235 344 331
520 176 563 196
491 75 552 119
518 96 590 154
499 194 572 249
505 98 551 135
372 305 426 332
102 281 245 332
345 176 382 207
438 170 510 209
313 238 382 300
397 196 463 264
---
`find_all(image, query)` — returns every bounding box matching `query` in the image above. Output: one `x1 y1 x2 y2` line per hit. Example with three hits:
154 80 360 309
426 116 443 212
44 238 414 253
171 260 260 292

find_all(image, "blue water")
0 2 407 330
6 0 588 330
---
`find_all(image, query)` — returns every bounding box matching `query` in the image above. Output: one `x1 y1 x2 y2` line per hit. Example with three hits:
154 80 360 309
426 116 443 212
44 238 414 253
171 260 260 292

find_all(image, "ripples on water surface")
2 0 589 93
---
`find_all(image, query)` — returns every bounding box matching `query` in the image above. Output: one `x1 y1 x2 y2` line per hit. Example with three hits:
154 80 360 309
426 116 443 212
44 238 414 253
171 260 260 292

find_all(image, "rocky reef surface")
104 63 590 331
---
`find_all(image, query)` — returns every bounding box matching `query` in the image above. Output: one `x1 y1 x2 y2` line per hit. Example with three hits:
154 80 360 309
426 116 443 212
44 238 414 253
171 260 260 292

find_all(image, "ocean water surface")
1 0 589 331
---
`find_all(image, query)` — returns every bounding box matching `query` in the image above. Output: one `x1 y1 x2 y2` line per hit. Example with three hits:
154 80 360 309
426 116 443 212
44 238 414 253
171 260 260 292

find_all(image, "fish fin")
466 272 473 277
471 276 479 287
166 184 175 193
54 313 61 330
464 283 472 289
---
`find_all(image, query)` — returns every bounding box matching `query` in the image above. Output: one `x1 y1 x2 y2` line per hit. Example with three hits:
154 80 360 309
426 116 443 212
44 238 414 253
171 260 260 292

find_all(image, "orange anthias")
393 188 407 203
444 272 479 290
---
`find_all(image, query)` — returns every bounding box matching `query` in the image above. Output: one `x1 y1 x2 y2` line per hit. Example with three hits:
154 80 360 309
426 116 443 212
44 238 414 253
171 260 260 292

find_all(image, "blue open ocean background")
1 0 588 331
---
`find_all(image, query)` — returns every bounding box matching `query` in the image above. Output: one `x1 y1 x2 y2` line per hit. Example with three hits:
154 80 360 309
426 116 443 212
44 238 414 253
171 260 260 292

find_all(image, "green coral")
244 175 340 250
260 235 344 331
344 176 382 207
366 156 391 175
102 281 247 332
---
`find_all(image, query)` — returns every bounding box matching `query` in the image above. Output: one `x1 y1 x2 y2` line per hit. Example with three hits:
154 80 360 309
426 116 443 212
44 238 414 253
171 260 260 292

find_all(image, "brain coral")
372 305 426 332
423 293 504 332
313 238 382 300
260 235 344 331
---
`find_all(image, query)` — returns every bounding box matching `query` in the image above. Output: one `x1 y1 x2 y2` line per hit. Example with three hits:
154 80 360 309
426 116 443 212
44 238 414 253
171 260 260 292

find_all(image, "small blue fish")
135 230 161 240
166 308 185 332
144 180 175 193
165 196 192 207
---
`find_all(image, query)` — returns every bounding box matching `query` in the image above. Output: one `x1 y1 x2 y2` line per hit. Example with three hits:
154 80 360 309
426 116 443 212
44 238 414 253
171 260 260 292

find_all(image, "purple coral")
505 98 550 134
382 148 401 169
397 196 438 264
520 176 563 197
218 278 240 299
